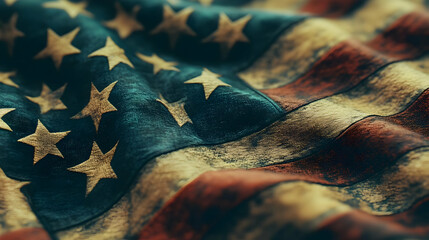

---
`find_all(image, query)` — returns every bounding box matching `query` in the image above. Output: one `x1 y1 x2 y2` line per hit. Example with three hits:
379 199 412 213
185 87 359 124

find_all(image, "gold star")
43 0 92 18
72 81 117 132
0 108 14 131
157 94 192 127
26 84 67 114
88 37 134 70
0 13 24 55
151 5 196 48
18 120 70 165
0 71 18 88
34 28 81 69
136 53 179 74
203 13 251 58
104 3 143 39
184 68 230 100
4 0 17 6
198 0 212 5
68 141 118 196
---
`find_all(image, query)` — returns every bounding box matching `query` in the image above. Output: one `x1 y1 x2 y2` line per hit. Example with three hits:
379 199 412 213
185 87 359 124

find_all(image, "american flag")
0 0 429 239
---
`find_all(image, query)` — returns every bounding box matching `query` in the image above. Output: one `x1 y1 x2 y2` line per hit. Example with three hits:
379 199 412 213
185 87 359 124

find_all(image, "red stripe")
258 89 429 184
261 40 388 111
0 228 50 240
257 117 428 185
300 0 364 18
262 11 429 112
306 197 429 239
139 170 316 240
388 88 429 136
368 11 429 59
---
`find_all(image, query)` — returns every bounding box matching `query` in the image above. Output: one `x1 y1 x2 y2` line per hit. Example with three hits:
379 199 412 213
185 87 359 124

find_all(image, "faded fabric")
0 0 429 239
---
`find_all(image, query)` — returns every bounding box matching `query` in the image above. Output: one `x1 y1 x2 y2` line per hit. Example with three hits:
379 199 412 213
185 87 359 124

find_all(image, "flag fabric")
0 0 428 239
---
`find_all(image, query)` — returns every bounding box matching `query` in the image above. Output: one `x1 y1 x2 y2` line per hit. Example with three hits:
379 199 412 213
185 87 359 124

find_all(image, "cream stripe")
243 0 306 12
333 0 421 42
239 18 350 89
239 0 423 89
243 0 425 13
343 147 429 215
329 61 429 115
408 55 429 75
0 168 41 234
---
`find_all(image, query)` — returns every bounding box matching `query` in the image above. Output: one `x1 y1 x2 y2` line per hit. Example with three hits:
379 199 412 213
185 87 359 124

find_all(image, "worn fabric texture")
0 0 429 239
